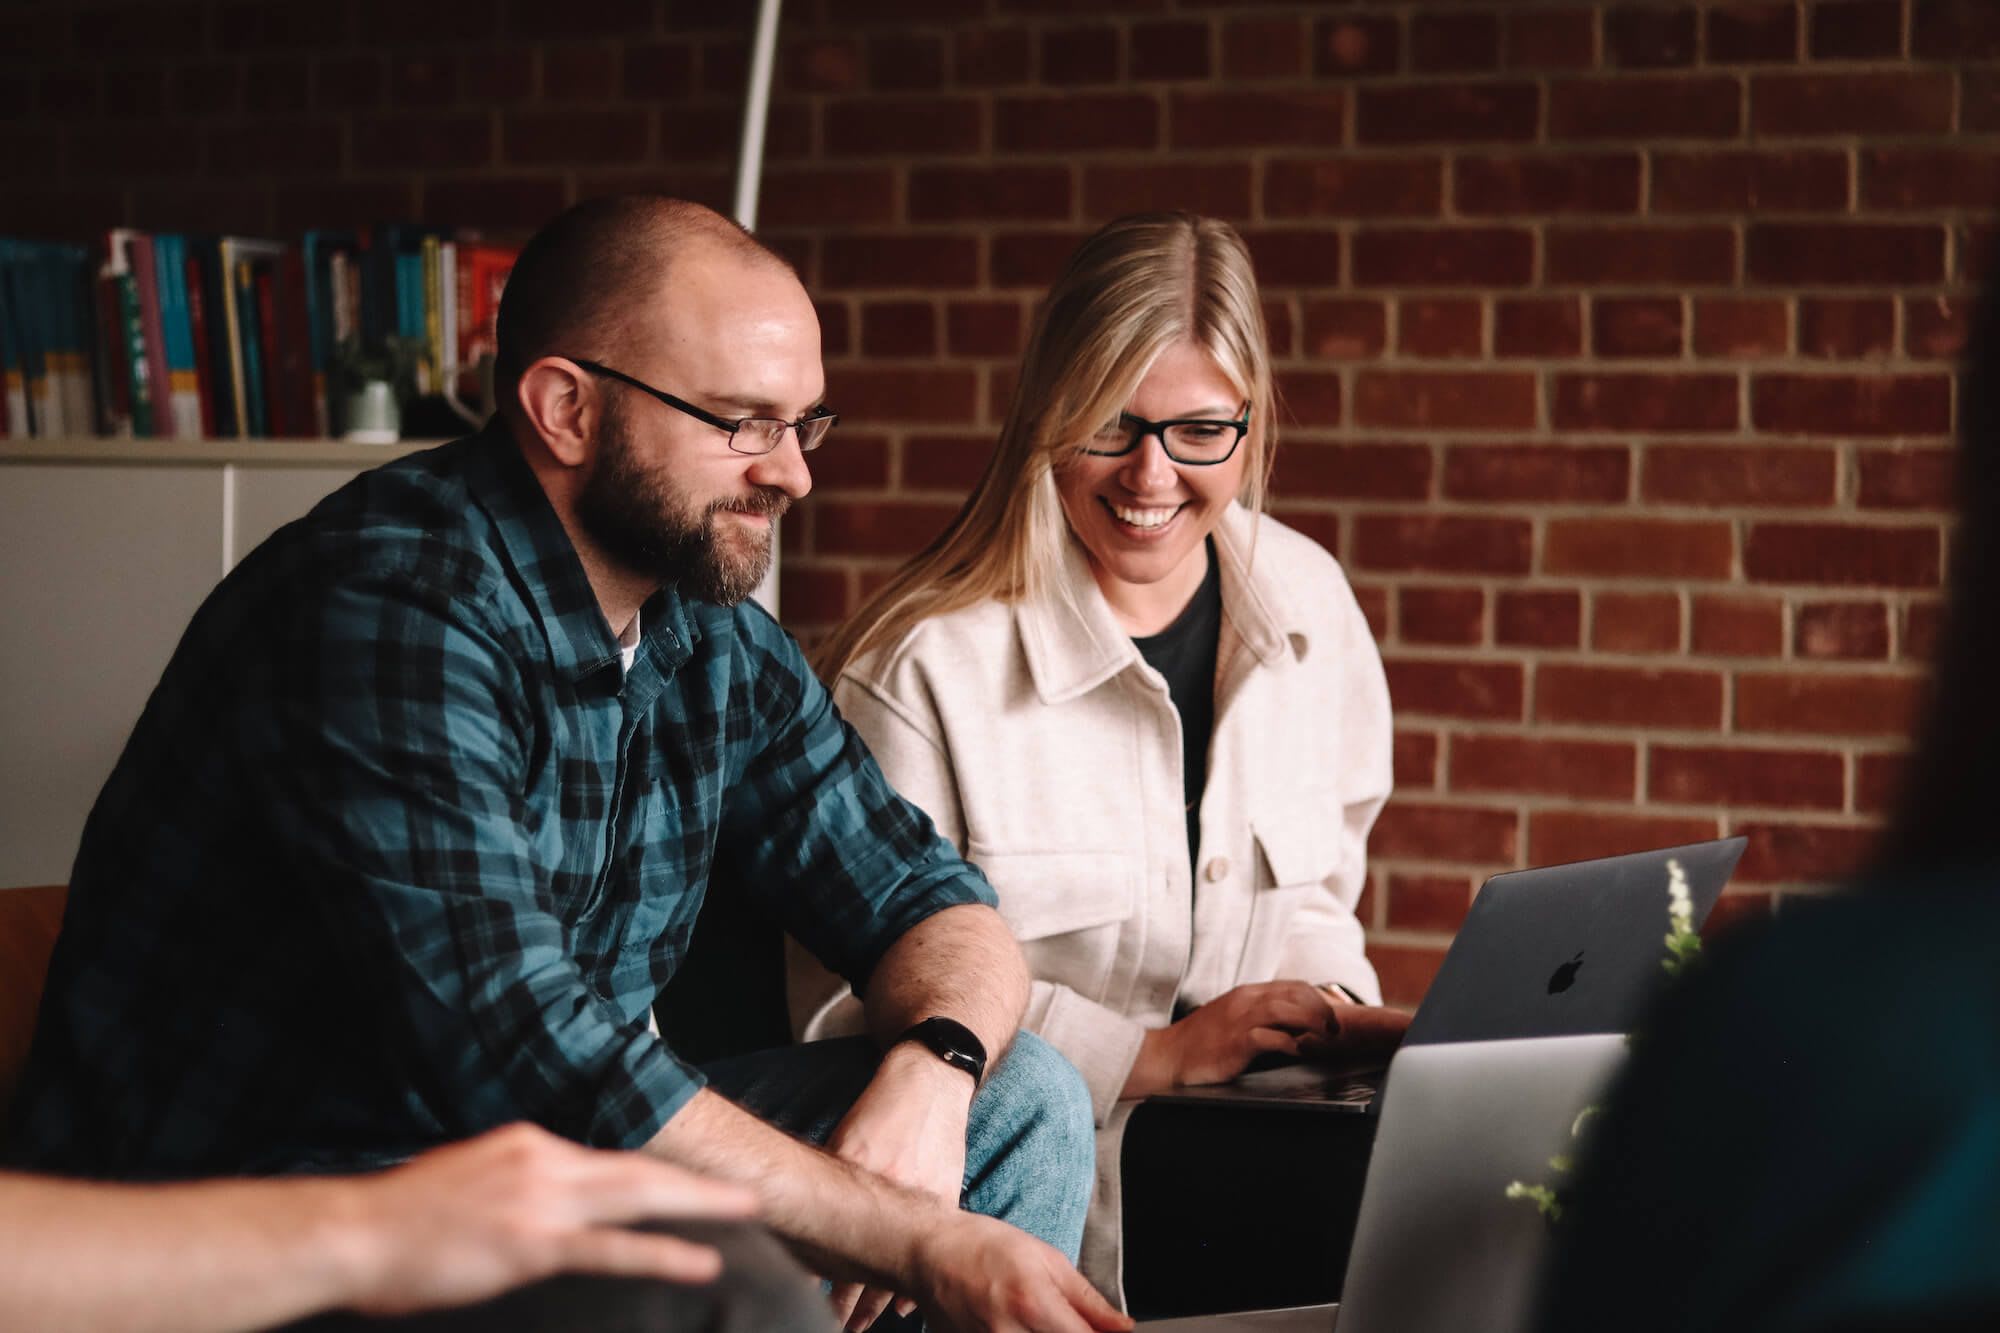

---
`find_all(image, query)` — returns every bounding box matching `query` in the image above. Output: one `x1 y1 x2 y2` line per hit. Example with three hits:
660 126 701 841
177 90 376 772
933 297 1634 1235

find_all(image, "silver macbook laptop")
1150 837 1740 1113
1139 1034 1629 1332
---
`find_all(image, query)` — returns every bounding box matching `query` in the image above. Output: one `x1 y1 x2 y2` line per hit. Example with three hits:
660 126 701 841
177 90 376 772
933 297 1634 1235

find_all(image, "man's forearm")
858 902 1030 1061
637 908 1028 1288
648 1087 965 1285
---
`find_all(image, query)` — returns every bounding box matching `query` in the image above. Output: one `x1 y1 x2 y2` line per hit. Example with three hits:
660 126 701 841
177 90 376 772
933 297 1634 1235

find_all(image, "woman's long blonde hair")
813 212 1277 682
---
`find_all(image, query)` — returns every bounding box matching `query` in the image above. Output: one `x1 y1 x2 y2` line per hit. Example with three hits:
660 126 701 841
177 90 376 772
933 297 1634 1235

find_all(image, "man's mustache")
715 488 792 522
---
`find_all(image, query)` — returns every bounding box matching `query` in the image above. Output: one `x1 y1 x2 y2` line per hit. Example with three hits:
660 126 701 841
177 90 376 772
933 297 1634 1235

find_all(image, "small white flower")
1662 857 1703 979
1666 856 1693 935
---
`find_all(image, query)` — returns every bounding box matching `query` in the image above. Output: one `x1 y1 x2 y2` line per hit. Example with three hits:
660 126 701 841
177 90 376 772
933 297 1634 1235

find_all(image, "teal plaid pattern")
7 429 990 1179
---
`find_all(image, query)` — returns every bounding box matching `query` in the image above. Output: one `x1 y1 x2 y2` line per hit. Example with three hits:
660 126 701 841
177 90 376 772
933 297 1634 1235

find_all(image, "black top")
1132 540 1224 882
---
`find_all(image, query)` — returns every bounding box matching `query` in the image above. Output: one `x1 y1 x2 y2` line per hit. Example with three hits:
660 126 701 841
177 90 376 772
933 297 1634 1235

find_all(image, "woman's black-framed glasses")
1082 403 1251 466
571 358 838 454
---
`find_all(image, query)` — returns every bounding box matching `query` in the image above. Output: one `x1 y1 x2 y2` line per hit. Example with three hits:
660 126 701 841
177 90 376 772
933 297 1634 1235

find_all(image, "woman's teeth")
1110 503 1179 529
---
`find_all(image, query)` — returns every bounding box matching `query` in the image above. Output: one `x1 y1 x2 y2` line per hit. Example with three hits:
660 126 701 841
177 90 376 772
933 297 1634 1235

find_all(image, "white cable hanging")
737 0 786 615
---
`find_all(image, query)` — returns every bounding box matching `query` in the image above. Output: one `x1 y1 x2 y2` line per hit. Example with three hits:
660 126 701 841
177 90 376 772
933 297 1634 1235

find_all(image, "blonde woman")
790 213 1396 1312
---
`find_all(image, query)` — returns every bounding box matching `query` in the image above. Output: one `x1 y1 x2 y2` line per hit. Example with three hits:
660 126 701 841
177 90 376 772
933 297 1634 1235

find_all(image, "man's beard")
574 405 790 606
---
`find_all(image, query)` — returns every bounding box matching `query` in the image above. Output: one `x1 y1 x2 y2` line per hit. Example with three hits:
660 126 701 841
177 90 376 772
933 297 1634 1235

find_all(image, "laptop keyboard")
1321 1078 1379 1106
1147 1062 1385 1109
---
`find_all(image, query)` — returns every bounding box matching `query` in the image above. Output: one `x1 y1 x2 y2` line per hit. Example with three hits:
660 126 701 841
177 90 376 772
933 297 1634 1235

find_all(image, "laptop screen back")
1401 837 1744 1047
1336 1035 1628 1333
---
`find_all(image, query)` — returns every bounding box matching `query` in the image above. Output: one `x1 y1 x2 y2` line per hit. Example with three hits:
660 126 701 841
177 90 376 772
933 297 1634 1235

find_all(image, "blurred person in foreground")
0 1122 826 1332
1538 277 2000 1332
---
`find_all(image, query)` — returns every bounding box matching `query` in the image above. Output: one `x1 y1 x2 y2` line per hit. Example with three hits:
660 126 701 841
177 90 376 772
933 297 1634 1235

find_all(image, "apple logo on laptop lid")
1546 950 1584 995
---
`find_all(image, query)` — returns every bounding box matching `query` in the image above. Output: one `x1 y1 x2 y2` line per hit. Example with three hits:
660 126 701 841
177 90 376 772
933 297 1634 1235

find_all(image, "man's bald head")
493 195 790 413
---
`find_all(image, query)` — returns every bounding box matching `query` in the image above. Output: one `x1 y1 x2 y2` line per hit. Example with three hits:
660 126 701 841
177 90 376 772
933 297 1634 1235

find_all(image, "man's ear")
516 357 595 469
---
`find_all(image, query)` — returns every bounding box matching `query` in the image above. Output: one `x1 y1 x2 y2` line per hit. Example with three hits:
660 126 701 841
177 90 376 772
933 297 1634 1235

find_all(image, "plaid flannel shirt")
7 429 992 1179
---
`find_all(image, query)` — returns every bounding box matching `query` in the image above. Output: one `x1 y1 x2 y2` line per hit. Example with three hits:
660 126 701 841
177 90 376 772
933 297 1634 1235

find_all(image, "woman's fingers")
831 1280 866 1326
1247 1027 1301 1056
844 1284 899 1331
1235 986 1337 1038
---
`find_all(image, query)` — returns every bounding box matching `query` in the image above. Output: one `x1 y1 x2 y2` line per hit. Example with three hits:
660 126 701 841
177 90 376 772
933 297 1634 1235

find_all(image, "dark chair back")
0 885 67 1116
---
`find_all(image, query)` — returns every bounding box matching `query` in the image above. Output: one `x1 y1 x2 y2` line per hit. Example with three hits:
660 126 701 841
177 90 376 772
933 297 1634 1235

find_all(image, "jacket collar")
460 423 697 690
1016 503 1300 705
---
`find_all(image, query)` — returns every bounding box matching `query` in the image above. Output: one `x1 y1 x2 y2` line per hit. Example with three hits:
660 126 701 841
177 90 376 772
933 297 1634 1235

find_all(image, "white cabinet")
0 440 425 887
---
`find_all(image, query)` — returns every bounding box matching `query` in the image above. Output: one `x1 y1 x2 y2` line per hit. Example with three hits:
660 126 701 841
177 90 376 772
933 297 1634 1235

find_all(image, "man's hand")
342 1123 759 1317
911 1212 1133 1333
824 1042 975 1330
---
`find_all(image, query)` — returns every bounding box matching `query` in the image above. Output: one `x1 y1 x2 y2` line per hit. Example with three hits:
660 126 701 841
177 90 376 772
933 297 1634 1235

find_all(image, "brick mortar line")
1363 583 1940 599
1272 491 1953 509
1398 718 1921 739
1385 798 1884 825
1377 793 1887 820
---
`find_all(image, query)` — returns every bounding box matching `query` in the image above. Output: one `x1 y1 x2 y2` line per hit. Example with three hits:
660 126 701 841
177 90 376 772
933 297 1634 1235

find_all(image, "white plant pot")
340 380 401 445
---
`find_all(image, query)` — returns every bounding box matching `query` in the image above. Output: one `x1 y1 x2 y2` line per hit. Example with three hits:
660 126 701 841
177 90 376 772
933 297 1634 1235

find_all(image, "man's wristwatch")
894 1016 988 1088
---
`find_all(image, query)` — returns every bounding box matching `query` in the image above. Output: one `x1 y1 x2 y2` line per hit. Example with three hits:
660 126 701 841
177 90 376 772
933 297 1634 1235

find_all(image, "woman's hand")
1298 995 1413 1064
1121 980 1339 1098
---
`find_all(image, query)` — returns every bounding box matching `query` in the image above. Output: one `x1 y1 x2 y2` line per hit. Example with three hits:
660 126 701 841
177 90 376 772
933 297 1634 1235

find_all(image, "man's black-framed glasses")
1082 403 1252 466
572 358 838 454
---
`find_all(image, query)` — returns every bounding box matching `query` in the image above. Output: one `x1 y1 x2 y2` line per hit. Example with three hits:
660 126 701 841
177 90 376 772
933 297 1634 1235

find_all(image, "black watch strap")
894 1016 988 1088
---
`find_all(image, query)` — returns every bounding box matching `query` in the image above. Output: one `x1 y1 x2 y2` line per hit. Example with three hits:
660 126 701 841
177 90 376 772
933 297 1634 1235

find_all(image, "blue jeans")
700 1031 1095 1261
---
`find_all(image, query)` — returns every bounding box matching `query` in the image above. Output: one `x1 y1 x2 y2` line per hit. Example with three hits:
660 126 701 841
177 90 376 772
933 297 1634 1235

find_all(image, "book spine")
439 240 457 387
116 271 152 437
0 254 20 437
234 259 265 438
355 227 373 349
466 246 517 371
17 254 52 436
395 251 422 358
359 226 392 351
420 233 442 396
275 248 315 438
183 252 216 437
329 250 357 344
156 235 204 440
92 264 131 436
195 240 237 439
0 254 34 436
129 235 171 441
32 253 67 437
254 263 281 437
52 249 95 438
302 233 341 437
219 243 248 438
455 244 476 371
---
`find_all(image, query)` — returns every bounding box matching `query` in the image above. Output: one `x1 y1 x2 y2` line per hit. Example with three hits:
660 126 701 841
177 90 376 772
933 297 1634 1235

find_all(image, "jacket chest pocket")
1238 805 1336 981
969 846 1140 1000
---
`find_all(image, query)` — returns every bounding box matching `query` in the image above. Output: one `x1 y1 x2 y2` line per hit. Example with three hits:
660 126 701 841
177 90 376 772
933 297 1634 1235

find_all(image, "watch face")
905 1016 986 1085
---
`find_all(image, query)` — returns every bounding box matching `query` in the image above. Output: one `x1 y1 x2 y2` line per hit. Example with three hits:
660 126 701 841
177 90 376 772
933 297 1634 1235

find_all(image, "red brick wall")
6 0 1990 1003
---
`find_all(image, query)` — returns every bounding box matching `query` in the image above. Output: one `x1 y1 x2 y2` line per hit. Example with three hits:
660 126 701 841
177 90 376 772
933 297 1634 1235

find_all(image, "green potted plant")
330 335 422 444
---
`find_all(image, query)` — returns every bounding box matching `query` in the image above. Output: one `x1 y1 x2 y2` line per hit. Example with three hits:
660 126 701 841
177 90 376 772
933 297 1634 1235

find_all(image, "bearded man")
8 197 1122 1333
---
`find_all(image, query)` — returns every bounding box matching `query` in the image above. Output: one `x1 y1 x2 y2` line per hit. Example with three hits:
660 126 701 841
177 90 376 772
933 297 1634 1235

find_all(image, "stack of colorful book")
0 226 520 441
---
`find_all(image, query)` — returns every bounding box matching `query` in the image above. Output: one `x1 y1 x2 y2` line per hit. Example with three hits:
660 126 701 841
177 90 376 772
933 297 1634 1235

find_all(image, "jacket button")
1204 856 1230 883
